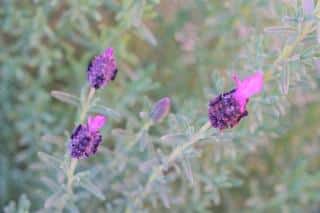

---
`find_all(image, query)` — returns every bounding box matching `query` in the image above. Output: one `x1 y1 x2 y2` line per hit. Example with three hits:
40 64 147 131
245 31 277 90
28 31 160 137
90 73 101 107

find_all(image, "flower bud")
149 97 171 123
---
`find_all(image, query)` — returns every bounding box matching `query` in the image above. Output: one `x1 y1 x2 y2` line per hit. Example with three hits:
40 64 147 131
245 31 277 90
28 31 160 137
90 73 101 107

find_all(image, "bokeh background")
1 0 320 212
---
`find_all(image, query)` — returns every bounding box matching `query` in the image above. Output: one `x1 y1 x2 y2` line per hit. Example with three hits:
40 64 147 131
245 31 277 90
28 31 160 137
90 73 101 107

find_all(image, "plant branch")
265 21 316 82
136 121 211 204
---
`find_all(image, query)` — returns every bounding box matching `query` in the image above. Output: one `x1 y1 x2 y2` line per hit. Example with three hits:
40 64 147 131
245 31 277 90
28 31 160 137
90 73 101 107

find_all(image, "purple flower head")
208 71 264 130
87 47 118 89
69 115 107 159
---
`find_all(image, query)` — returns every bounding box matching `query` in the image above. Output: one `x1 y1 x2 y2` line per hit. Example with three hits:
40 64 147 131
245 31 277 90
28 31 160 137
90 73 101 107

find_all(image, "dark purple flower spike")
69 115 106 159
87 48 118 89
208 71 264 130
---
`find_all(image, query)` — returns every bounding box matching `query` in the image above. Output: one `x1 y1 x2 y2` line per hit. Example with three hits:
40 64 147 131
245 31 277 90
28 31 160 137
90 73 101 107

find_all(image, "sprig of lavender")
42 2 320 211
65 47 119 196
134 3 319 206
48 47 118 211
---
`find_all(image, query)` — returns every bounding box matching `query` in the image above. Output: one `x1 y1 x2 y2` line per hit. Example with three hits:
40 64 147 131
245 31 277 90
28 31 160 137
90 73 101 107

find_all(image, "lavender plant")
2 0 320 212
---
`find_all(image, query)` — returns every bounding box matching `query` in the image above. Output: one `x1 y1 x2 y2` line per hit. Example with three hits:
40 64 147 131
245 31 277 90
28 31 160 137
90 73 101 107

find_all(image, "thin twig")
136 121 211 204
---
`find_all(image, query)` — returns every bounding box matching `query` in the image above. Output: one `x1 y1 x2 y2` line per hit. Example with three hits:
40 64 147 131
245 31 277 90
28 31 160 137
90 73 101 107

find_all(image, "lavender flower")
208 71 264 130
69 115 106 159
87 48 118 89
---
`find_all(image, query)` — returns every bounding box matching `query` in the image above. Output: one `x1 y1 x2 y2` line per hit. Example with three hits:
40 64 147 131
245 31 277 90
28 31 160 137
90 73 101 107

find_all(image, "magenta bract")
233 71 264 112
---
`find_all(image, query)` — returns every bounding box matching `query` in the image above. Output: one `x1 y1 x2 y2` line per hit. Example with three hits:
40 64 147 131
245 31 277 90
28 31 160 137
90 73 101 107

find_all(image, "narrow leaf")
51 90 80 106
264 26 295 34
44 189 64 209
137 129 148 152
90 104 121 121
181 154 194 185
135 22 158 46
160 133 188 146
280 63 290 95
78 177 106 200
38 152 62 170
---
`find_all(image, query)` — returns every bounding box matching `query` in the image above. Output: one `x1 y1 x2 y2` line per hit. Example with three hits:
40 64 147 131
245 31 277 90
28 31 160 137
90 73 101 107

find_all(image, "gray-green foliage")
1 0 320 212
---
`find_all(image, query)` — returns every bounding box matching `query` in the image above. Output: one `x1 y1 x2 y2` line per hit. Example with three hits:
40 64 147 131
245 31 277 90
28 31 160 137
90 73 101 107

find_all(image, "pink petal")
87 115 107 132
104 47 114 58
235 71 264 98
233 71 264 112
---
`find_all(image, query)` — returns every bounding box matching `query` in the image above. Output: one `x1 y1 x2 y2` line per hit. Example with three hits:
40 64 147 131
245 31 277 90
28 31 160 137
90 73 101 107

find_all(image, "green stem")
168 121 211 164
128 121 152 150
67 158 77 194
79 87 95 123
67 87 95 195
136 121 211 204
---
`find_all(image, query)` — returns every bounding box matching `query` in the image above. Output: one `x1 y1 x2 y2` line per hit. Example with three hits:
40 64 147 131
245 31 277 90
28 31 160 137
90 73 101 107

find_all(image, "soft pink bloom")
88 115 107 132
302 0 314 16
233 71 264 112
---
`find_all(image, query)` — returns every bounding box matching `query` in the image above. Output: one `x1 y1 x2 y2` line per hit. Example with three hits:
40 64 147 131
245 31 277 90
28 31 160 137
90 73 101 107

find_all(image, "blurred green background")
1 0 320 212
